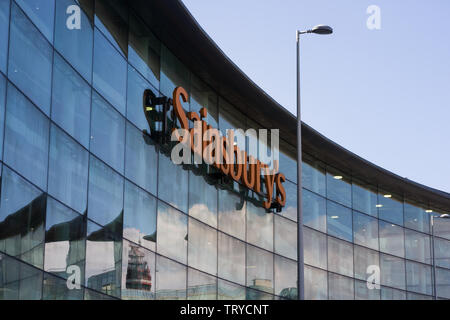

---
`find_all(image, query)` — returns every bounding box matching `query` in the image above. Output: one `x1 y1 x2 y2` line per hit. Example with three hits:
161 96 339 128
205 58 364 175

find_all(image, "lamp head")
309 25 333 35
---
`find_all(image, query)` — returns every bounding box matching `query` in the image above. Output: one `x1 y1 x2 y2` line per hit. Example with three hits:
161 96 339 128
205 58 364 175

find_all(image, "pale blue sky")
182 0 450 193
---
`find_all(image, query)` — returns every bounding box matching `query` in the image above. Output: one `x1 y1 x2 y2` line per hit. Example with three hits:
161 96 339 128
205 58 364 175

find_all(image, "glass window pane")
352 180 377 217
281 179 297 221
353 211 379 250
190 75 218 128
247 201 273 251
380 254 405 290
405 229 431 264
246 245 273 294
407 292 432 300
354 245 379 281
94 0 128 57
123 181 156 251
121 239 155 300
156 202 187 264
160 44 190 98
381 286 406 300
218 186 246 240
0 167 45 268
279 141 297 184
304 227 327 269
246 288 273 300
218 279 245 300
327 236 353 277
379 221 405 257
404 202 430 234
44 197 86 285
302 189 326 233
126 65 153 131
87 156 124 227
406 261 432 295
93 28 127 115
327 200 352 242
48 125 89 214
51 52 91 148
8 3 52 115
188 218 217 275
435 237 450 269
0 0 9 74
434 216 450 240
43 272 84 300
0 74 5 161
15 0 54 42
218 232 245 285
378 191 404 226
128 13 160 89
85 220 122 298
355 280 380 300
125 121 157 195
18 261 43 300
274 255 297 300
0 253 20 299
302 158 325 196
155 255 186 300
54 0 93 82
436 267 450 299
157 150 188 213
304 265 327 300
84 288 117 300
274 215 297 260
90 92 125 173
326 168 351 207
187 268 217 300
4 83 49 190
188 169 218 228
328 273 354 300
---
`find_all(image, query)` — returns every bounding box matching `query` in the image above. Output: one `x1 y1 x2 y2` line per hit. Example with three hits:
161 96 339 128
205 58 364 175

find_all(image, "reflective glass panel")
188 218 217 275
436 267 450 299
218 187 246 240
218 232 245 285
302 189 326 233
355 280 380 300
0 167 45 268
44 197 86 285
353 211 379 250
54 0 93 82
218 279 245 300
282 179 297 221
93 28 127 114
328 273 354 300
125 121 158 195
188 169 218 228
85 220 122 298
274 215 297 260
123 181 157 251
406 260 432 295
381 286 406 300
304 265 327 300
274 255 297 300
378 191 404 226
405 229 431 264
190 75 218 128
379 221 405 257
43 272 84 300
435 237 450 269
304 227 327 269
126 65 153 131
246 245 274 294
48 125 89 214
90 92 125 173
156 202 187 264
247 201 273 251
404 202 430 234
327 236 353 277
87 156 124 228
51 53 91 148
128 13 160 89
160 44 190 100
326 168 351 207
380 253 406 290
158 150 188 213
155 255 186 300
0 74 5 160
352 180 377 217
121 239 155 300
302 158 325 196
327 200 352 242
354 245 379 281
187 268 217 300
0 0 9 74
8 3 52 115
15 0 54 42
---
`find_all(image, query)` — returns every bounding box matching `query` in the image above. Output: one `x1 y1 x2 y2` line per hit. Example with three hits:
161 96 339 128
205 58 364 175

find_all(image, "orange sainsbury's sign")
143 86 286 210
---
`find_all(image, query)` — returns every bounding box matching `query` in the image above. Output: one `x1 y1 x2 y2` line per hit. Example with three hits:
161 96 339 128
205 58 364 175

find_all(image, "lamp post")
431 213 450 300
296 25 333 300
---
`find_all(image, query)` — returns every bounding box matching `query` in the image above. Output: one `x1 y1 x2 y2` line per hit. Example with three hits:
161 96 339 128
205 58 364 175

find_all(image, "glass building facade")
0 0 449 300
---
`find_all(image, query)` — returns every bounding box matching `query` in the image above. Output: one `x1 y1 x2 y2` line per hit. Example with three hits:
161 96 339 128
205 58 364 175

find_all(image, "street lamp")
296 25 333 301
431 213 450 300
